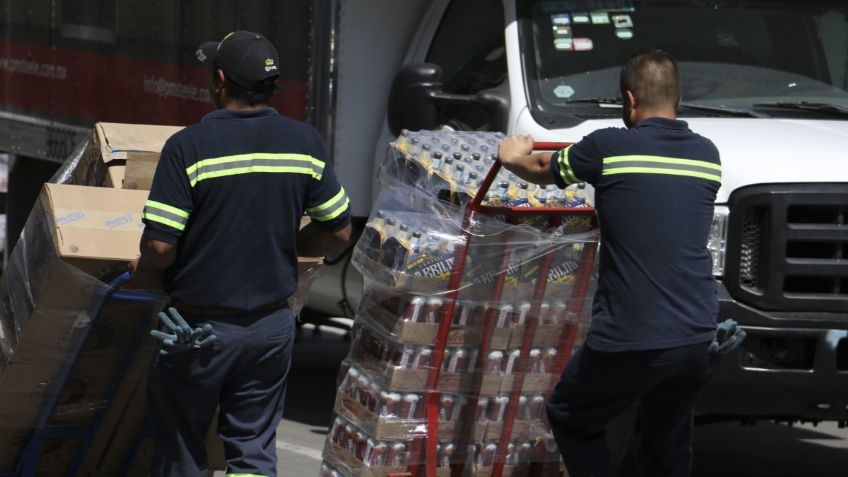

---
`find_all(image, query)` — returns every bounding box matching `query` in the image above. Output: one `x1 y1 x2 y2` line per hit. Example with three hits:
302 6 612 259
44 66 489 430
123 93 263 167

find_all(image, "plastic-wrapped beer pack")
321 131 599 477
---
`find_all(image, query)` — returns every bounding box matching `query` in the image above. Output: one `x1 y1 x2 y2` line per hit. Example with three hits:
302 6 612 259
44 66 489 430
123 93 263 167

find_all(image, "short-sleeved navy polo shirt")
142 107 350 311
551 117 720 351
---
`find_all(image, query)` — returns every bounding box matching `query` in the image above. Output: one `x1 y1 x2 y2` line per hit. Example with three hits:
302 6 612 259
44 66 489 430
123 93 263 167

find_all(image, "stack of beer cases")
320 131 599 477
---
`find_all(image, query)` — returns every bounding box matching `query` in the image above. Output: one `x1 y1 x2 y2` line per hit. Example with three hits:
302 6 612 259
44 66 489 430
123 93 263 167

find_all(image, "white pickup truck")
308 0 848 429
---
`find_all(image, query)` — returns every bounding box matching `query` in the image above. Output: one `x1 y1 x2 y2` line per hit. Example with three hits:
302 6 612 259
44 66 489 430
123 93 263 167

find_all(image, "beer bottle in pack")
466 171 480 188
497 181 510 205
363 210 386 262
396 130 411 150
392 224 411 271
420 143 432 167
453 163 466 184
430 151 444 171
509 182 530 207
536 186 549 206
408 231 423 254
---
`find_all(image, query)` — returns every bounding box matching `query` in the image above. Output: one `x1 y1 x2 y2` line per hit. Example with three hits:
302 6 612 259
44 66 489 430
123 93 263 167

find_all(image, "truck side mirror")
387 63 445 136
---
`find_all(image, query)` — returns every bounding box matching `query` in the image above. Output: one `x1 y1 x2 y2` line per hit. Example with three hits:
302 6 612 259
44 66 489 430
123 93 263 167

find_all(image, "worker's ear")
214 69 226 88
624 90 637 110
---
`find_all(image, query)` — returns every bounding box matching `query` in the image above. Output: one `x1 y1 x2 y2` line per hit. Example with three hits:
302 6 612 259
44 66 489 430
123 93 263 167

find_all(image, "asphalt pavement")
274 323 848 477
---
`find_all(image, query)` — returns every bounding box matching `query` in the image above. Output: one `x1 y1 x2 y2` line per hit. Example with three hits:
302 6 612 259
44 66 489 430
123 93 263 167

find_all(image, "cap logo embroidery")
195 49 207 62
265 57 278 72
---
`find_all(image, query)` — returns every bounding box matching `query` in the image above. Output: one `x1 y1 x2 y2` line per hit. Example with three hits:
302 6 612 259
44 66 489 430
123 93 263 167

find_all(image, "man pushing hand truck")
498 49 744 477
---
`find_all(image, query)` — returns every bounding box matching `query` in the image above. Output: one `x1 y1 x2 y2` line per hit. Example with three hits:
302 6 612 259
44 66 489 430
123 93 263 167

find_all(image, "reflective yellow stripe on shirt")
556 146 581 185
307 187 350 222
142 200 189 231
185 153 325 187
226 474 268 477
602 155 721 183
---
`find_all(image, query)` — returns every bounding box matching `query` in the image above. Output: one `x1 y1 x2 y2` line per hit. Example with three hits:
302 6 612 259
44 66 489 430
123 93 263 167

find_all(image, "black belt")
172 299 289 316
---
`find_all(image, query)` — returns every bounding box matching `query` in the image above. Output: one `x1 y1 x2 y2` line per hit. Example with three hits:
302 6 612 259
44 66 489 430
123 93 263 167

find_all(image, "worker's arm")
498 135 557 186
297 220 352 257
501 134 604 188
128 235 177 290
302 128 352 256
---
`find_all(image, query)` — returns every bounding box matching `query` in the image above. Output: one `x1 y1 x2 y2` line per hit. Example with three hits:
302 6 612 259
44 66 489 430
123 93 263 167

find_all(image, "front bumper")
697 285 848 421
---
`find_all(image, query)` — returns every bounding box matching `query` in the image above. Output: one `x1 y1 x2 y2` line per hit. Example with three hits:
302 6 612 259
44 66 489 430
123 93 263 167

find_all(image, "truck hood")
519 113 848 203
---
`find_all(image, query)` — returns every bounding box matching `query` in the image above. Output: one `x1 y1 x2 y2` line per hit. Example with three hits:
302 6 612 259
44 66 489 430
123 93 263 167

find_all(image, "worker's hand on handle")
497 135 558 186
150 307 216 356
708 319 746 355
497 135 534 167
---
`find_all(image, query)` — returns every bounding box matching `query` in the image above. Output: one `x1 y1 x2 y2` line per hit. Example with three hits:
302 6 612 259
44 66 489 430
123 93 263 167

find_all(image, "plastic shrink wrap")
321 131 599 477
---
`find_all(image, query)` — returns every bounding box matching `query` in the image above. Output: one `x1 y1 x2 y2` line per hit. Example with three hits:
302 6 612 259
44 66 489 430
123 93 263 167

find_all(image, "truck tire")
607 404 639 470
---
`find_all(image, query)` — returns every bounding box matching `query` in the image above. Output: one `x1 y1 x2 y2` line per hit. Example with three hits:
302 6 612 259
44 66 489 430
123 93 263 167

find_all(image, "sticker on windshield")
554 38 574 50
554 84 575 99
612 14 633 28
572 12 590 24
615 28 634 40
716 31 739 47
590 12 610 24
573 37 594 51
554 25 572 38
551 14 571 25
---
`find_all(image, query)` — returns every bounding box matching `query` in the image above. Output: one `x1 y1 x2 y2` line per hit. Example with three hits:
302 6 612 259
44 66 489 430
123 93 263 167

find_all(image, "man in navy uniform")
131 31 351 476
498 50 721 477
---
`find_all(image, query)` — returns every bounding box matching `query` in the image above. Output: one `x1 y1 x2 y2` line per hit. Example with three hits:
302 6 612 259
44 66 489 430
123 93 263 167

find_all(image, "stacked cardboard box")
72 122 184 190
0 123 222 474
0 183 168 474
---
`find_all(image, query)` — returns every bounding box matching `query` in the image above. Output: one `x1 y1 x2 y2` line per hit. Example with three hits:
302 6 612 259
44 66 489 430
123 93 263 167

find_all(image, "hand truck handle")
470 141 577 212
105 272 168 304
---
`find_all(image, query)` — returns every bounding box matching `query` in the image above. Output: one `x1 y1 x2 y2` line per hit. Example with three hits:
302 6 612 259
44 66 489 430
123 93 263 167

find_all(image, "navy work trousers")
546 341 718 477
148 306 295 477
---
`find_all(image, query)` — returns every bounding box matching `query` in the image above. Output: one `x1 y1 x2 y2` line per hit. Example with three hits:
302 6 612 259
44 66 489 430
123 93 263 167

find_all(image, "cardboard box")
323 440 411 477
90 362 226 474
335 392 485 442
0 183 152 369
73 122 183 189
42 183 149 267
356 294 511 350
0 183 160 473
0 182 315 472
508 323 570 349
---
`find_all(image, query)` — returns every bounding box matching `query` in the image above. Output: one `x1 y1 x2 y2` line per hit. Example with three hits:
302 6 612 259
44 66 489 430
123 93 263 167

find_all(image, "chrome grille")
725 184 848 312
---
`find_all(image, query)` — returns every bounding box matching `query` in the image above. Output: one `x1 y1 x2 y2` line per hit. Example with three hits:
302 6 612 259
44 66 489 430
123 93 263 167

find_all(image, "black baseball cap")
196 31 280 89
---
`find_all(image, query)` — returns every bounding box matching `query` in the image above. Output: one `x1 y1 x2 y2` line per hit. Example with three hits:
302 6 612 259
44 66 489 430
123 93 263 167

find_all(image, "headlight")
707 205 730 277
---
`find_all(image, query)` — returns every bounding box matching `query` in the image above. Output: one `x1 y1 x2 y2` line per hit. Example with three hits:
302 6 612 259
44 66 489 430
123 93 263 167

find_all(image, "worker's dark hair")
213 69 277 106
225 76 277 106
620 49 681 110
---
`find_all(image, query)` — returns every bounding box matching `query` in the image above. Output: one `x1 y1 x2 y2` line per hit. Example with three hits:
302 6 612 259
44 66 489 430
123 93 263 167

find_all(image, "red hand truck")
390 142 598 477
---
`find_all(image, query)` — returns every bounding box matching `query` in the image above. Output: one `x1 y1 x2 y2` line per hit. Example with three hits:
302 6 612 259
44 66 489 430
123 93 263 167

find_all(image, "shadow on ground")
282 321 848 476
620 420 848 477
283 322 352 429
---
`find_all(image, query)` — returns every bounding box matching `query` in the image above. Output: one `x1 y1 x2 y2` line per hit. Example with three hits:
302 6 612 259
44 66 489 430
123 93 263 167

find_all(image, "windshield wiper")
565 97 623 107
752 101 848 117
678 102 765 118
568 99 764 117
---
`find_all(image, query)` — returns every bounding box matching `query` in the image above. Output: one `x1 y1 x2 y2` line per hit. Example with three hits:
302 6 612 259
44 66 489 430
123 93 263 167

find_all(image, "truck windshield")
518 0 848 124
